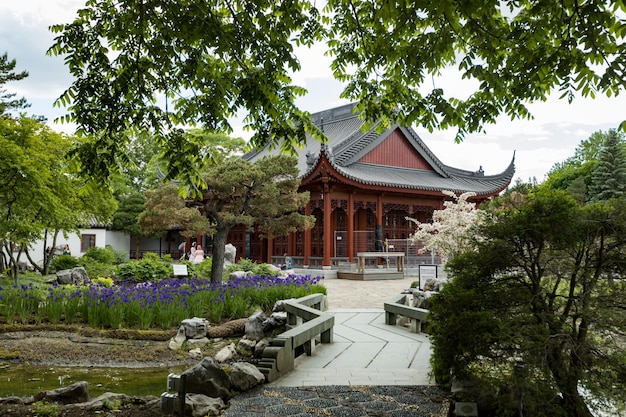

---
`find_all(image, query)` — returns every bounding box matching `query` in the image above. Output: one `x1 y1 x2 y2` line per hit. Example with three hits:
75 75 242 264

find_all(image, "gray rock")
169 325 187 350
263 311 287 332
413 291 434 309
189 348 203 360
244 311 267 341
214 343 236 362
236 337 256 356
254 338 271 358
64 392 129 411
188 337 210 348
224 244 237 266
36 381 89 404
229 362 265 391
182 357 231 401
55 267 91 285
272 299 294 312
185 393 226 417
182 317 208 339
0 396 24 405
65 394 161 415
229 270 253 280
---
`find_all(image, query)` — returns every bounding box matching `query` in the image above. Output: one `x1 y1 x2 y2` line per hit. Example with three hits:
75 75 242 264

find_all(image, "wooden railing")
257 293 334 382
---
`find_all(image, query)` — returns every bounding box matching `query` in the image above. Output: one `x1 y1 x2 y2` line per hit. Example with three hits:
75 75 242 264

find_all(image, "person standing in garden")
192 245 204 264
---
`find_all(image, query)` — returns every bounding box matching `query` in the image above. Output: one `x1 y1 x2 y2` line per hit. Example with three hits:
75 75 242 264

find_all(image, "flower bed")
0 275 325 329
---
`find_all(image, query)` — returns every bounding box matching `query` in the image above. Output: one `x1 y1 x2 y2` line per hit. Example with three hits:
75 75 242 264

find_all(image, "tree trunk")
547 346 594 417
135 236 141 259
210 226 229 283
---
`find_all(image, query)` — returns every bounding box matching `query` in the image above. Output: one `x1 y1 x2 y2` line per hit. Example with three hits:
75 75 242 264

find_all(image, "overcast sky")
3 0 626 183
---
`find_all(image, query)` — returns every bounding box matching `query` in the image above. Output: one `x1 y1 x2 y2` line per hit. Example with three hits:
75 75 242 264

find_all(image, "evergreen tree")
431 190 626 417
588 129 626 201
0 52 29 115
111 193 147 259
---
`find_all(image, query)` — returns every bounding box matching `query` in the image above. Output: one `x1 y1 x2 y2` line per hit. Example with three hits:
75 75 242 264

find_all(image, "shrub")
223 258 278 279
82 247 116 264
253 263 278 277
50 254 80 272
111 248 129 264
190 258 213 279
80 257 117 280
33 401 60 417
92 276 114 287
116 252 172 282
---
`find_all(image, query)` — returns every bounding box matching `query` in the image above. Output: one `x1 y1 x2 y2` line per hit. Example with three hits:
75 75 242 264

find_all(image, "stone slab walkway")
225 275 447 416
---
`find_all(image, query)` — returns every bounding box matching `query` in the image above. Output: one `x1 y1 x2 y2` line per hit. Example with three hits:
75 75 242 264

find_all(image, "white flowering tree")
406 190 482 264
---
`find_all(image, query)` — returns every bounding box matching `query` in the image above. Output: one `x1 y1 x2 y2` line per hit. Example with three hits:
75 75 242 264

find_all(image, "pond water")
0 364 189 398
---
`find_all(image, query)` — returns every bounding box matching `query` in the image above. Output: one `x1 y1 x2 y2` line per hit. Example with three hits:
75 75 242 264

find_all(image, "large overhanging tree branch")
48 1 626 188
48 0 324 191
326 0 626 139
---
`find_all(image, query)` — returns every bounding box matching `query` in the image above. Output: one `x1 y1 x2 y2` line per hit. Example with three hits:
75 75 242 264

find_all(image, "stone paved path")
225 275 448 416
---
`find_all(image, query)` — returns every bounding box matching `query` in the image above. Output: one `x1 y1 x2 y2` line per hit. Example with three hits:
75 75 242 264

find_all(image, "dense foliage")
543 129 626 203
430 190 626 417
47 1 626 188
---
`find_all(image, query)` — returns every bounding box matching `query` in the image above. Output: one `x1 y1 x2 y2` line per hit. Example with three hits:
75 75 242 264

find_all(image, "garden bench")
257 293 334 382
384 293 429 333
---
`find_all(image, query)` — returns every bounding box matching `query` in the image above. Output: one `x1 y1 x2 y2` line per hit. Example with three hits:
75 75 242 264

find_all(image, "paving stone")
303 397 340 408
361 400 400 412
328 406 368 417
267 404 306 416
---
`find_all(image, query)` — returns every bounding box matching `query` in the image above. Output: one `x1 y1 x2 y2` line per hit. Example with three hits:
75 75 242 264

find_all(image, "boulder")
185 394 226 417
423 278 446 292
228 270 253 280
244 311 266 341
263 311 287 332
224 244 237 266
229 362 265 391
55 267 91 285
169 325 187 350
36 381 89 404
65 394 162 415
412 291 434 309
188 337 210 348
214 343 237 362
236 338 256 356
189 348 203 360
182 317 208 339
182 357 231 401
254 338 271 358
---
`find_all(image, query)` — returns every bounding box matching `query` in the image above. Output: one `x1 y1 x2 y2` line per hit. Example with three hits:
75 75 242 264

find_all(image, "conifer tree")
588 129 626 202
0 52 29 115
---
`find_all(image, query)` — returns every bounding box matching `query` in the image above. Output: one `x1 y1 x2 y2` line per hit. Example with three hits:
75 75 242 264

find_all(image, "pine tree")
588 129 626 202
0 52 29 115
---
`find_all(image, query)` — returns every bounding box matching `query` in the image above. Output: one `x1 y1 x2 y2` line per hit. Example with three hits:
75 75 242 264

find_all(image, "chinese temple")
230 102 515 269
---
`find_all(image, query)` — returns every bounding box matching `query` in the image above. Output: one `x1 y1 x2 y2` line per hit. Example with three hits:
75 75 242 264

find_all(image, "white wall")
7 228 131 266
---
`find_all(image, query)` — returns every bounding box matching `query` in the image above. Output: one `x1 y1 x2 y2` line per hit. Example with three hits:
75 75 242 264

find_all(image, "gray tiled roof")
245 102 515 196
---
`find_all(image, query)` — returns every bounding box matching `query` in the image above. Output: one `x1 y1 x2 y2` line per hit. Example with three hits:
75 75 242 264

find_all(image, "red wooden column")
377 194 383 264
304 202 311 266
323 185 332 267
347 193 354 262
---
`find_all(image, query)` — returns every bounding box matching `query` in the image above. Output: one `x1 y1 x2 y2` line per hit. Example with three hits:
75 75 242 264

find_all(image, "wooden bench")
384 294 429 333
